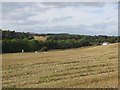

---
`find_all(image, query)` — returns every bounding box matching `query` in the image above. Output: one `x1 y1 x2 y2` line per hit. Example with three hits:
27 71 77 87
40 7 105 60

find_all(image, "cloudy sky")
2 2 118 35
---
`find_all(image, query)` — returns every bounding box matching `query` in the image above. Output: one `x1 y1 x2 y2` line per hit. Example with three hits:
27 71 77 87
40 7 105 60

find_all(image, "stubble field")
2 43 118 88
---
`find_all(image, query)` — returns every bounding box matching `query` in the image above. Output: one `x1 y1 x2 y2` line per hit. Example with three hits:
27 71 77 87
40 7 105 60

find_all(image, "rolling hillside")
2 43 118 88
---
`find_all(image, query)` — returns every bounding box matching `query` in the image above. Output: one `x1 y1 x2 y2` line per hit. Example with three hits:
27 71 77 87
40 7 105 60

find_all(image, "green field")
2 43 118 88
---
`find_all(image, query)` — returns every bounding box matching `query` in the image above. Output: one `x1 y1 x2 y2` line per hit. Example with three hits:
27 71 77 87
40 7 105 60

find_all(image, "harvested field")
2 43 118 88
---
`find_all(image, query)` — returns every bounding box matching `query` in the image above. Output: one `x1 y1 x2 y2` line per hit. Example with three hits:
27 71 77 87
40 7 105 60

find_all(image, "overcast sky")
2 2 118 35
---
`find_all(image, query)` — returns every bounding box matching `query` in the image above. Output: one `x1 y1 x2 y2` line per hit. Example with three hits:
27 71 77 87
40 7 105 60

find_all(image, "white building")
102 42 109 45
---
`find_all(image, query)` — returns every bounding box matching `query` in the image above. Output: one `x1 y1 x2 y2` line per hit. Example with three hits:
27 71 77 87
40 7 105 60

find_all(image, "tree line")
1 29 120 53
1 29 34 40
2 39 91 53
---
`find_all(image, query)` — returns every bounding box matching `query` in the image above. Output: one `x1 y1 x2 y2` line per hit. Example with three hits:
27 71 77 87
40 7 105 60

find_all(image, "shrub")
41 47 47 52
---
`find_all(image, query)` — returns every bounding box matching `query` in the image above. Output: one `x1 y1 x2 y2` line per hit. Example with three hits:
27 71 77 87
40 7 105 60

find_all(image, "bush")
41 47 47 52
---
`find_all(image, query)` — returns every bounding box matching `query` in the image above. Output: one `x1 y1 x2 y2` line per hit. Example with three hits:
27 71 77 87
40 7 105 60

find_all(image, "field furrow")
2 43 118 88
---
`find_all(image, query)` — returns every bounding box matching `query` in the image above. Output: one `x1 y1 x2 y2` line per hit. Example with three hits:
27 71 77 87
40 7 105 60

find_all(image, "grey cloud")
2 3 32 21
3 17 48 26
2 2 38 21
2 2 54 14
0 2 2 28
15 20 40 25
14 19 48 25
90 23 108 30
2 2 53 21
2 2 34 12
1 2 105 21
2 2 106 15
41 2 105 8
0 2 2 11
52 16 72 22
2 12 36 21
1 2 117 36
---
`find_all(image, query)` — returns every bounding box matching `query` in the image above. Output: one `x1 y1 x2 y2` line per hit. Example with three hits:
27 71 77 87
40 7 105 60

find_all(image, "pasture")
2 43 118 88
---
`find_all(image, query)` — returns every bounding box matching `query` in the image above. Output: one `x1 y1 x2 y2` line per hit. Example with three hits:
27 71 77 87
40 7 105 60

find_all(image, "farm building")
102 42 109 45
